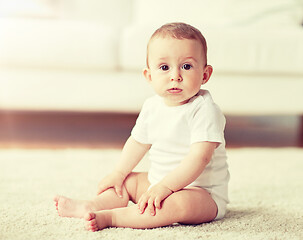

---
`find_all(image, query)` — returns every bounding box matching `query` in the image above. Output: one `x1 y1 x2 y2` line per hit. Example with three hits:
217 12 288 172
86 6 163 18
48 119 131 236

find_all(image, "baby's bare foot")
85 211 112 232
53 195 94 218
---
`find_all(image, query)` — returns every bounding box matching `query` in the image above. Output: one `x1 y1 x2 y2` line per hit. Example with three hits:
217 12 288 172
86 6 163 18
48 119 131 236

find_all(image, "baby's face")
145 37 210 106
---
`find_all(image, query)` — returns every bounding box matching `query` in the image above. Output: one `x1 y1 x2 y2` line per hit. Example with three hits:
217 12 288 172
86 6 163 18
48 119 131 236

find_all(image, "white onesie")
131 89 230 219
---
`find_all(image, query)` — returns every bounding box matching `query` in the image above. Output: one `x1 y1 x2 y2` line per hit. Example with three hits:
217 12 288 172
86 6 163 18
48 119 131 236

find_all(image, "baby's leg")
85 187 218 231
54 187 129 218
54 186 129 218
54 172 148 218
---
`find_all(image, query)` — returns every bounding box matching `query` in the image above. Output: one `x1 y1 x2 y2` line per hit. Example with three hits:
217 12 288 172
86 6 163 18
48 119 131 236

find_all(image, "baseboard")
0 110 301 148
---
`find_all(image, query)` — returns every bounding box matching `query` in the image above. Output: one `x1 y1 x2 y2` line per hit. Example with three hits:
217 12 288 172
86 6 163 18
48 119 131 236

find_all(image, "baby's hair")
146 22 208 68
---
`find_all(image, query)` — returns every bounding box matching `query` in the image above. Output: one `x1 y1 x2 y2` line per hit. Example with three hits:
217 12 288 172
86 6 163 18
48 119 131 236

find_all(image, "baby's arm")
138 141 217 215
97 136 151 197
160 141 217 191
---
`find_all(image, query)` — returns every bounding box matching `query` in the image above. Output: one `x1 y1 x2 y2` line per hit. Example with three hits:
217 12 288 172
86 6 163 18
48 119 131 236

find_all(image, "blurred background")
0 0 303 149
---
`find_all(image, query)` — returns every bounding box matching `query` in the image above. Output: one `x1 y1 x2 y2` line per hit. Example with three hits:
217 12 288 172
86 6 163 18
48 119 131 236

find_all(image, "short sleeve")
189 101 226 145
131 100 150 144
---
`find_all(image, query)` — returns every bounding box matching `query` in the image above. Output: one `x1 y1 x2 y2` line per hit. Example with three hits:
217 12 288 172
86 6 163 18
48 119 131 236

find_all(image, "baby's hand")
137 183 173 216
96 171 126 198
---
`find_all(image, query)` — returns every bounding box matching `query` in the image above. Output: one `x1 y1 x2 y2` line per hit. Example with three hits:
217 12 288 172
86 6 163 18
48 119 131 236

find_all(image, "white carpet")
0 148 302 240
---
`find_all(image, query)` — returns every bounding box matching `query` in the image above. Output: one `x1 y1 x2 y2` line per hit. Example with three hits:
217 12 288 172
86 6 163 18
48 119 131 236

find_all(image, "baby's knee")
124 172 138 189
124 172 149 203
164 192 192 218
164 189 217 224
123 172 139 202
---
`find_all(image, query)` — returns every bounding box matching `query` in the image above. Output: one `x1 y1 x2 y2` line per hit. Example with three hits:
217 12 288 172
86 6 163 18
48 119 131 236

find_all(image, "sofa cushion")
132 0 226 27
0 68 154 113
0 18 119 70
223 0 303 27
59 0 132 27
0 0 57 18
205 26 303 74
132 0 303 27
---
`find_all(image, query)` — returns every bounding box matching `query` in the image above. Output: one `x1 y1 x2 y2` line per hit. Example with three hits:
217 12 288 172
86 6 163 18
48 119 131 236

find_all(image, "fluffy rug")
0 148 302 240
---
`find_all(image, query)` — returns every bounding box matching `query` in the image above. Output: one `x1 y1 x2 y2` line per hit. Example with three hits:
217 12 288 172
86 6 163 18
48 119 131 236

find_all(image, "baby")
54 22 230 231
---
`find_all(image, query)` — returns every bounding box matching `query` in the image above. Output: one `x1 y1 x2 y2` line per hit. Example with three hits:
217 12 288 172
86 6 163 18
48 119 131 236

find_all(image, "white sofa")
1 0 303 115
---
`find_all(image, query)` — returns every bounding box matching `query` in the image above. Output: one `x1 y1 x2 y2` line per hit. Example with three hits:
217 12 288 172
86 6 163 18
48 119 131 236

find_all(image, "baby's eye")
182 64 192 70
160 65 169 71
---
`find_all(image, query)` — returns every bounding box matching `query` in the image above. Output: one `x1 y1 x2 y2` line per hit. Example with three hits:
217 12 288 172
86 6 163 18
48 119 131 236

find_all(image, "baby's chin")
163 97 191 106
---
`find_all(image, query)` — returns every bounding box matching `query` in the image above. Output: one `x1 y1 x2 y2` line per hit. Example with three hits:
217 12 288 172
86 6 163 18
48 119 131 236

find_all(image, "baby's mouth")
167 88 182 93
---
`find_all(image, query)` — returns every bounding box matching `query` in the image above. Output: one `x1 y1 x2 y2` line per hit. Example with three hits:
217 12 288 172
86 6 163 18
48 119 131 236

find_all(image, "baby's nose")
171 77 182 82
170 71 183 82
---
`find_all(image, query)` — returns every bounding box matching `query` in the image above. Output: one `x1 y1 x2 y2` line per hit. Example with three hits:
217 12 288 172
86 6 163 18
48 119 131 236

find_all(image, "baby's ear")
143 68 152 82
202 65 213 85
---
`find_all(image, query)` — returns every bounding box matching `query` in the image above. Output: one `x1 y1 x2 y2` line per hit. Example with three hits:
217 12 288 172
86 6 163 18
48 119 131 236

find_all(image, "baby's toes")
84 212 98 231
86 219 97 231
53 196 59 208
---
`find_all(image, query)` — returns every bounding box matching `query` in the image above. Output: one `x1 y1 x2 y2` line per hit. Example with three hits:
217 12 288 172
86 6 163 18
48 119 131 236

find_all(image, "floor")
0 110 302 149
